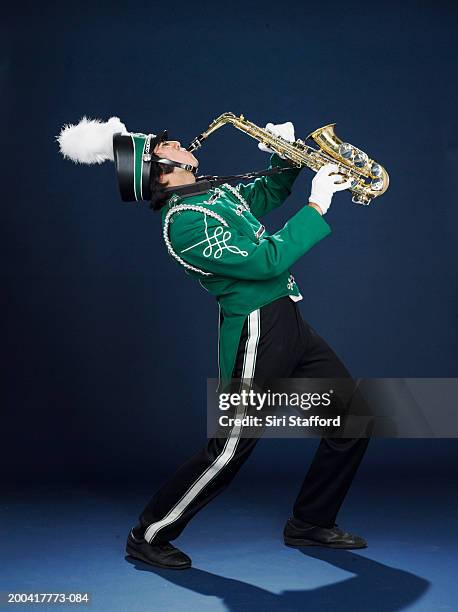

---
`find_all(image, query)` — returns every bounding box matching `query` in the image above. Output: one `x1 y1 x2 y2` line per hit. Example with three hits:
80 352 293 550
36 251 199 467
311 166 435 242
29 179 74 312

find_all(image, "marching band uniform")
58 117 369 570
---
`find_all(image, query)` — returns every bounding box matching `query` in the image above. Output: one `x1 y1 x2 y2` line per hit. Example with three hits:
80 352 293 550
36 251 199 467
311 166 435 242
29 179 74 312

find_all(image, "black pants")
136 296 369 544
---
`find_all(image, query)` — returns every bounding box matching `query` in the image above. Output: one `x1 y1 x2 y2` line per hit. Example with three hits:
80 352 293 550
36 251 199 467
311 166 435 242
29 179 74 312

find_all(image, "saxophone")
187 112 389 206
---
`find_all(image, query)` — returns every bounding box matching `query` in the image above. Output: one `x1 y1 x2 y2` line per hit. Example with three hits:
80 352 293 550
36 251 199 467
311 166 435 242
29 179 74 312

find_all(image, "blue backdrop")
4 0 457 483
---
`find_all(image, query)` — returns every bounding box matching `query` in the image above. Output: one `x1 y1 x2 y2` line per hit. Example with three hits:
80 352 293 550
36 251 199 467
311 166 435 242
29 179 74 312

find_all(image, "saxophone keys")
339 142 353 159
371 177 384 191
370 163 382 177
333 166 351 184
352 193 371 205
353 152 368 168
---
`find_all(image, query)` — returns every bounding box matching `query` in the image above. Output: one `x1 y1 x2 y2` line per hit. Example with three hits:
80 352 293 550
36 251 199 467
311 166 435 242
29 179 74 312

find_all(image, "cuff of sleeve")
301 203 332 237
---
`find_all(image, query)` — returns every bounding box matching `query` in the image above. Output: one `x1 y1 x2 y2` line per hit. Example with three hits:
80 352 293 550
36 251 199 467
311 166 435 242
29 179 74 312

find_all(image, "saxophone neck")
187 113 237 151
187 112 303 164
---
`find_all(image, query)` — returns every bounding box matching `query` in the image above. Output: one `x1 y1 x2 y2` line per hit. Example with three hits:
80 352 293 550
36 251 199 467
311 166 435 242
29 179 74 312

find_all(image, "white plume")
57 116 128 164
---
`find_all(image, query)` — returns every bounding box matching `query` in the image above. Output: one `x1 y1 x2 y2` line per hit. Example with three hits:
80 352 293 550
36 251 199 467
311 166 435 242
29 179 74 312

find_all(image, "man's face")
153 140 198 169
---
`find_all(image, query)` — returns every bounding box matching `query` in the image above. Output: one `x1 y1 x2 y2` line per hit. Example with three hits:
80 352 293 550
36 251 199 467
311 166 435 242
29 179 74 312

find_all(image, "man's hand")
308 163 353 215
258 121 295 157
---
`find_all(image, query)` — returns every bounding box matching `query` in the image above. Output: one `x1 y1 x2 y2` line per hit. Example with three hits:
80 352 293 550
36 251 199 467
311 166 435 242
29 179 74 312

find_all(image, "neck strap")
163 165 296 199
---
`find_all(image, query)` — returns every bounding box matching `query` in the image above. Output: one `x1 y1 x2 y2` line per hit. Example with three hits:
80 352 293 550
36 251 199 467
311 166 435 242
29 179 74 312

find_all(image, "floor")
1 475 456 611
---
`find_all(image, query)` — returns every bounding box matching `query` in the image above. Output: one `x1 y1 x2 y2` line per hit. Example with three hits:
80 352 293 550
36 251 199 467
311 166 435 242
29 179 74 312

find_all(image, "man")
127 123 370 570
58 117 369 571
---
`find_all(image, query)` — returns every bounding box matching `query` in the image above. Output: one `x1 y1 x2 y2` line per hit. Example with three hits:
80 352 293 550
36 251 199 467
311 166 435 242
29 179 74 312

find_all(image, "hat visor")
150 129 168 152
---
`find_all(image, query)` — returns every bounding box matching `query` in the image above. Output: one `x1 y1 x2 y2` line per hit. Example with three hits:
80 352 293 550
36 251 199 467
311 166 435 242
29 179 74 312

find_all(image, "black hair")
149 160 175 211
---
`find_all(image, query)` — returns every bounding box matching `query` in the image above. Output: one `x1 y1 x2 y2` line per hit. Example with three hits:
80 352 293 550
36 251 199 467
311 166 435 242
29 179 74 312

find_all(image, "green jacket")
161 154 331 383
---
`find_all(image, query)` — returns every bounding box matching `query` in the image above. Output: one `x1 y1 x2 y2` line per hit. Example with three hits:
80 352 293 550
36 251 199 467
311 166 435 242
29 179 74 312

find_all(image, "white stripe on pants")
144 309 260 544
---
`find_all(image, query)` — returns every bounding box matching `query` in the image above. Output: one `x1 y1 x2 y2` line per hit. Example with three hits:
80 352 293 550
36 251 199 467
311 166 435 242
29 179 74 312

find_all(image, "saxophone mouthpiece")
187 136 202 152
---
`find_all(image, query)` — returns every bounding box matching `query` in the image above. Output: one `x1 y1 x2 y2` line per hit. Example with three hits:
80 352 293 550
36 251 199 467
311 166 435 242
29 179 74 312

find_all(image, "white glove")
258 121 295 157
309 163 353 214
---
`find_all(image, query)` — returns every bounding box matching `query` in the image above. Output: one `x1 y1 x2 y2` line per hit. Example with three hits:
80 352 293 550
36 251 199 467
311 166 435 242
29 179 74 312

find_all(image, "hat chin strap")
154 157 198 174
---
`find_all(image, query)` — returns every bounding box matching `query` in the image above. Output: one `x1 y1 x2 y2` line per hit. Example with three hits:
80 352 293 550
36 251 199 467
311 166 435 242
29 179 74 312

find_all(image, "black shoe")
283 518 367 549
125 530 192 569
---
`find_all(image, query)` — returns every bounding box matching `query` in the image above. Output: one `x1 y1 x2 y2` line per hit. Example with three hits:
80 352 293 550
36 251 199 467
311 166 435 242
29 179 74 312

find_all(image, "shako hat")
57 116 170 202
112 130 168 201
